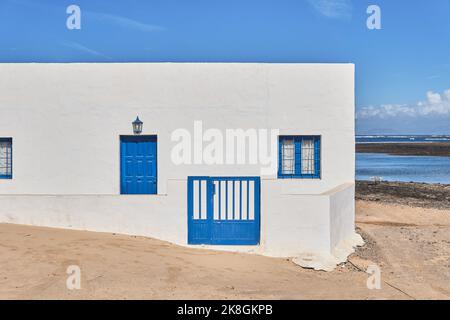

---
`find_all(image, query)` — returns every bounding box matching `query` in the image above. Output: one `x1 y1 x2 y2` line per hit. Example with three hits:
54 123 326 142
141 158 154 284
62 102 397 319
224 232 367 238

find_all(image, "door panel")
120 136 157 194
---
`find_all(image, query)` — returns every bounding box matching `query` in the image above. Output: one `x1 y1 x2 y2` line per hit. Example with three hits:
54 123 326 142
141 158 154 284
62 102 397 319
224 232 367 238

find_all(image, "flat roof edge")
0 62 355 66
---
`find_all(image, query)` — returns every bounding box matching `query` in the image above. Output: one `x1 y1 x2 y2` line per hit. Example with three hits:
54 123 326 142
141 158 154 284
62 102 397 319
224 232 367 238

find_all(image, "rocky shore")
356 180 450 210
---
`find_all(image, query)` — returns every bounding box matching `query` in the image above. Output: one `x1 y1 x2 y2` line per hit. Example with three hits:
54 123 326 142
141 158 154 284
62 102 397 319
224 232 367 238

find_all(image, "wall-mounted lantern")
132 116 143 135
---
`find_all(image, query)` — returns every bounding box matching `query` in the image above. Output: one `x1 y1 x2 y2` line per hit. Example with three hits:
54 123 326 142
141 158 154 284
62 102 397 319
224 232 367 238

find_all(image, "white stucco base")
0 181 357 265
292 233 364 271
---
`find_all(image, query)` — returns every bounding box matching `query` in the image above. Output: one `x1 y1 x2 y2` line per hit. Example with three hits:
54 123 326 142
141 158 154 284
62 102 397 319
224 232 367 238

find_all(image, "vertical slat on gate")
232 180 236 220
239 180 242 220
241 180 247 220
234 180 240 220
213 180 219 220
225 180 228 220
220 180 227 220
248 180 255 220
227 180 233 220
218 180 221 220
200 180 207 219
193 180 199 219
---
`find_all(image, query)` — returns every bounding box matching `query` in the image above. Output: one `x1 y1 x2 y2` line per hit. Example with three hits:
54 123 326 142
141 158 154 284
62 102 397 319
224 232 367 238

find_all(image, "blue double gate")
188 176 261 245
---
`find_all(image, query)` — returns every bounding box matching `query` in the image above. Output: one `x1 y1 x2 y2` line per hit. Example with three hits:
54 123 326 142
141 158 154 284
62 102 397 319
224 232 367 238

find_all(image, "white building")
0 63 362 269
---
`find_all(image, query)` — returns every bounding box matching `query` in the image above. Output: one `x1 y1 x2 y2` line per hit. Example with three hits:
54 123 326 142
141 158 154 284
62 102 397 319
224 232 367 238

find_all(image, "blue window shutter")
294 137 301 176
0 138 12 179
277 137 282 177
314 137 321 178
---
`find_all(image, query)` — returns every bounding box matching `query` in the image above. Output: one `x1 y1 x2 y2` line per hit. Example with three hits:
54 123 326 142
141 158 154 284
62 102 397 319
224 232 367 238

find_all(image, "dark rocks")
356 181 450 210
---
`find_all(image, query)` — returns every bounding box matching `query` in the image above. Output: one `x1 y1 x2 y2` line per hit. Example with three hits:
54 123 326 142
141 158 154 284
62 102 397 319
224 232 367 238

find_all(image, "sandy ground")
0 201 449 299
355 201 450 299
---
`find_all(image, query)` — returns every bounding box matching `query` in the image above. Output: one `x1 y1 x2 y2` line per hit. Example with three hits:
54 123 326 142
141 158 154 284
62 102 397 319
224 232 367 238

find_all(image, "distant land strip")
356 142 450 156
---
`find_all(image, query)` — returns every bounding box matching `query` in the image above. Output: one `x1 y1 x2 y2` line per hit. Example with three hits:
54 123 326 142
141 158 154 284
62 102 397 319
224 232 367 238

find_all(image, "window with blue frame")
278 136 321 179
0 138 12 179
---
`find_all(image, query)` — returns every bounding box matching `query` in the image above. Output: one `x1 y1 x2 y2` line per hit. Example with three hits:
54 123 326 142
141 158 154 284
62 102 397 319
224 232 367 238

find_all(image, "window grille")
281 139 295 175
0 138 12 179
301 139 315 174
278 136 320 179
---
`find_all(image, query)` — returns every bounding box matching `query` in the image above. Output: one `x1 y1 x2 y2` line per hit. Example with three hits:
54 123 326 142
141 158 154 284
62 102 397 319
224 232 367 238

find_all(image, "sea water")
356 153 450 184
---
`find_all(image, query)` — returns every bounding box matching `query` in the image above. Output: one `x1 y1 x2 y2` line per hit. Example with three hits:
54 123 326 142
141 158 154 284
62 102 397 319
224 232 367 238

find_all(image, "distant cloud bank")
357 89 450 119
356 89 450 135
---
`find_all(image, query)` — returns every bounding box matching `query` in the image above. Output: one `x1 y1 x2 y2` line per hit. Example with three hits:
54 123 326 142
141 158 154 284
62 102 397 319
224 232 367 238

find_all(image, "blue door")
120 136 157 194
188 177 260 245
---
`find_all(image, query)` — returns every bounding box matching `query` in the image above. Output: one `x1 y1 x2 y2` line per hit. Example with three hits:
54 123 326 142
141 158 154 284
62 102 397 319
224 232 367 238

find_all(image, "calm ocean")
356 135 450 184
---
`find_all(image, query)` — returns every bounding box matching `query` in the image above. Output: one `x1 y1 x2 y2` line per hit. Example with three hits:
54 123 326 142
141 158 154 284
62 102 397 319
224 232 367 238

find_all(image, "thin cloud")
357 89 450 119
61 41 112 60
307 0 353 20
6 1 165 33
86 12 165 33
427 75 441 80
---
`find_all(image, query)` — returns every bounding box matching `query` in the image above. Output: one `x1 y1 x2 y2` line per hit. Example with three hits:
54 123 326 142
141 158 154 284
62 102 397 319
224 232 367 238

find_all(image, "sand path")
0 201 448 299
356 201 450 299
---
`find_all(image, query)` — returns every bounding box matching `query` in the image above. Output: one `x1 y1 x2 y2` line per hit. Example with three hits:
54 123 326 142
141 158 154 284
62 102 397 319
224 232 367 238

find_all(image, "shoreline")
356 142 450 156
356 180 450 210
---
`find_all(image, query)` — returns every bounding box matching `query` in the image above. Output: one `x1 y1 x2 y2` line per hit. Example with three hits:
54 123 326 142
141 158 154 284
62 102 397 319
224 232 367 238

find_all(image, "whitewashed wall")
0 63 356 258
0 181 355 260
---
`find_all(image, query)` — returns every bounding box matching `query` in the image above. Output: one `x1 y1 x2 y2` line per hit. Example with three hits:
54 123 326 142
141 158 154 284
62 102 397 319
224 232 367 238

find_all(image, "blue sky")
1 0 450 134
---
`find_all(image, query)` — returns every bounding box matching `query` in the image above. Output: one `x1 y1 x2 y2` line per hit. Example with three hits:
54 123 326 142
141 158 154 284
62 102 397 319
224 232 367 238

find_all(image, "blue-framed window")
0 138 12 179
278 136 321 179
